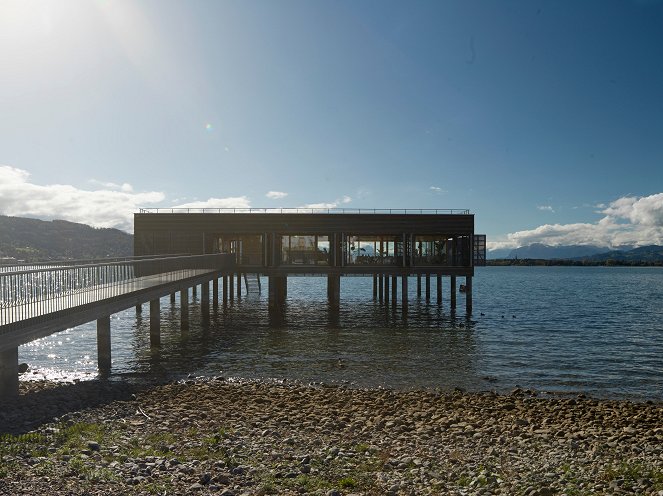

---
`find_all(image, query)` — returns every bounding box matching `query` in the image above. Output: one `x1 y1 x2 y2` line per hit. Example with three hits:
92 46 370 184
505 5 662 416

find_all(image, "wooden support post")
201 281 210 319
378 275 384 302
97 315 111 374
437 275 442 305
450 276 457 310
135 303 142 313
417 274 422 297
229 273 234 300
192 284 197 298
269 276 287 308
391 275 397 305
327 274 341 309
465 276 473 315
0 347 19 399
212 277 219 311
373 275 378 300
180 288 189 330
150 299 160 346
401 275 408 312
223 276 228 305
170 292 176 304
384 276 390 303
237 272 242 299
425 274 431 300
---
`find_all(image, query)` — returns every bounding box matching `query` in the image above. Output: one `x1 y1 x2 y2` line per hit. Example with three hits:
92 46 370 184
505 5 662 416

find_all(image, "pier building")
134 208 486 312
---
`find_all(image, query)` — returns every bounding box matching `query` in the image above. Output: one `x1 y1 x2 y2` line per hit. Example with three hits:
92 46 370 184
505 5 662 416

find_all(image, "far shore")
1 378 662 495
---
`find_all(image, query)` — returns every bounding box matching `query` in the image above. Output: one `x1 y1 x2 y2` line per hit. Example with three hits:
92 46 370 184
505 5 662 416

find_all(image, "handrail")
0 254 233 327
0 254 191 273
138 207 471 215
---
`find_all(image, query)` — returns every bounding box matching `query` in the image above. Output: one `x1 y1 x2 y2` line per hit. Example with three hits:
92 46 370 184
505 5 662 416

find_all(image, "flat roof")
138 207 471 215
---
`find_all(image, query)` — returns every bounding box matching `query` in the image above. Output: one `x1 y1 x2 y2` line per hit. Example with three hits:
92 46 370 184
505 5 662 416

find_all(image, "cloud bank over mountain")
489 193 663 251
0 165 164 233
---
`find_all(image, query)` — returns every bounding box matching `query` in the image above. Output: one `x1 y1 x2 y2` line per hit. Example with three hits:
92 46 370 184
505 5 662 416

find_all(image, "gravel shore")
1 379 662 495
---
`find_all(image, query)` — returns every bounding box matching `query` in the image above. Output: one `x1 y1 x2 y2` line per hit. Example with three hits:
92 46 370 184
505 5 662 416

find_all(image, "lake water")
18 266 663 400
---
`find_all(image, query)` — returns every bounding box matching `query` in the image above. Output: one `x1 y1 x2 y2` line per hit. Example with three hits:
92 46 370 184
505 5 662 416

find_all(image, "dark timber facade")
134 209 486 314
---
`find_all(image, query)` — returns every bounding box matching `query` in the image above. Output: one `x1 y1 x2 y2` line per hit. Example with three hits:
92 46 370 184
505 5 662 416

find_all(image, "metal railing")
0 254 186 274
0 254 232 327
138 207 471 215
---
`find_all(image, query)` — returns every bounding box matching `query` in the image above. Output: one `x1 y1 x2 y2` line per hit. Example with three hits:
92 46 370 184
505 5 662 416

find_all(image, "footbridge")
0 254 235 398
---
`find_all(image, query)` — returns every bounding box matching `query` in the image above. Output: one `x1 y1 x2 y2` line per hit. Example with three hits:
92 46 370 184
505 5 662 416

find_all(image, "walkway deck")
0 254 234 351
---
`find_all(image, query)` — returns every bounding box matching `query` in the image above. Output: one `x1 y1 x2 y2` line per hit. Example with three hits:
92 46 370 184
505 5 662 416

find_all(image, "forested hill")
0 216 132 262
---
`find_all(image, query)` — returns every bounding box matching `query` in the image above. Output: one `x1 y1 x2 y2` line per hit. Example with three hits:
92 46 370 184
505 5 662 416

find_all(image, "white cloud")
266 191 288 200
488 192 663 251
89 179 134 193
300 195 352 210
0 165 163 233
601 193 663 226
429 186 446 193
300 202 339 209
537 205 555 213
171 197 251 210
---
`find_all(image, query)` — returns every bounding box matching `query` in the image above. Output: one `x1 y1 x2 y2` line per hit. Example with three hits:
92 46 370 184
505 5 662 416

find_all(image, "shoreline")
1 379 662 495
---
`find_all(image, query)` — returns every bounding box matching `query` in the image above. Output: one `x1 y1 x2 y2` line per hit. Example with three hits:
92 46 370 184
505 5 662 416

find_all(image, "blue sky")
1 0 662 251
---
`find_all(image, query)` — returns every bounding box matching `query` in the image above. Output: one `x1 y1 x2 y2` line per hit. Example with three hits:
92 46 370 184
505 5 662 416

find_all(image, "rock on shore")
1 379 662 495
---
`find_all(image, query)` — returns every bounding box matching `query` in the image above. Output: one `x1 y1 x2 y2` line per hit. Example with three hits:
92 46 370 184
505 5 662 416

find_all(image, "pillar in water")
0 347 19 399
97 315 111 374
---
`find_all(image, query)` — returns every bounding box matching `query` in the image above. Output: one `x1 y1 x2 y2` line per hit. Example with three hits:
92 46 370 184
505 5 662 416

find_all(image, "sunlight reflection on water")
18 267 663 400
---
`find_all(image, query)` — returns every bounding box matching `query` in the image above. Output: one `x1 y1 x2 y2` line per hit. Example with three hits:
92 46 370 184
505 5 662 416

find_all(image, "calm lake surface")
18 266 663 400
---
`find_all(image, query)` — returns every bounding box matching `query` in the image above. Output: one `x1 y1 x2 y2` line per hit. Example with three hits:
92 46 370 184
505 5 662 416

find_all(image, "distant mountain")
507 243 609 260
577 245 663 263
486 248 513 259
0 216 132 262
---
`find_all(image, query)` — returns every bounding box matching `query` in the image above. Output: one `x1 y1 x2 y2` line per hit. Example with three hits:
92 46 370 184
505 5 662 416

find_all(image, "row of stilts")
98 273 247 375
371 274 472 315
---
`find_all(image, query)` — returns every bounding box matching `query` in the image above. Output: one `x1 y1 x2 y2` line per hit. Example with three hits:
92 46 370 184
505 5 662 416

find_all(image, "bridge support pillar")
384 276 389 303
0 347 19 399
378 275 384 302
135 304 142 313
170 293 176 304
150 299 160 346
372 275 377 300
97 315 111 374
212 276 219 311
192 284 197 299
391 275 397 305
180 288 189 330
223 276 228 305
417 275 422 297
237 272 243 299
451 276 457 311
465 276 473 315
437 275 442 305
229 274 234 300
401 275 408 312
201 281 210 319
268 276 287 308
425 274 431 301
327 274 340 309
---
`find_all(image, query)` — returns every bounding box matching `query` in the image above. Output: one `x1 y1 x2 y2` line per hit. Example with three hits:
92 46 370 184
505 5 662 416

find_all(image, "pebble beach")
1 379 662 495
